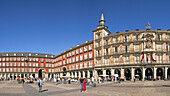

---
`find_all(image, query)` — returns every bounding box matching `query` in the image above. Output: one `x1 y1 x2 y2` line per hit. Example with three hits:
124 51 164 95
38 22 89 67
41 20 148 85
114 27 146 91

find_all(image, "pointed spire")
100 9 104 21
99 9 105 26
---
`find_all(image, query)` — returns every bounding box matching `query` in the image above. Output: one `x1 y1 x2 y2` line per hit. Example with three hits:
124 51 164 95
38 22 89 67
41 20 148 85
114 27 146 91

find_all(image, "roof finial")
99 9 105 26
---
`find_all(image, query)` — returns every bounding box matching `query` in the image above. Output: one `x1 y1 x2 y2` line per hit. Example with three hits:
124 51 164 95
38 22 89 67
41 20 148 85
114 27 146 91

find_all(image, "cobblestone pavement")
0 80 170 96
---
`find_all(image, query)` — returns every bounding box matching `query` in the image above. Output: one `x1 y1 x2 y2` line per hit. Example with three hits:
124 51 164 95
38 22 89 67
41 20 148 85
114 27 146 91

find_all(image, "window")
22 68 24 72
0 68 1 72
89 61 92 67
0 63 1 66
2 58 5 61
17 63 20 66
84 46 87 51
29 63 31 66
0 58 1 61
49 64 51 67
63 60 65 65
14 68 16 72
80 55 83 60
80 63 83 68
18 68 20 72
73 57 75 62
25 63 27 66
29 68 31 72
33 58 35 61
84 53 87 59
36 63 38 67
10 68 12 72
69 65 71 70
17 57 20 61
69 52 71 56
70 58 71 63
3 68 5 72
41 63 43 67
6 68 9 72
76 56 79 61
6 63 9 66
36 58 38 61
80 47 83 53
63 55 65 59
10 57 12 61
46 64 48 67
76 64 78 69
25 68 27 72
41 58 43 62
52 69 54 72
10 63 12 66
33 63 35 67
89 52 92 58
49 69 51 72
6 58 9 61
14 57 16 61
73 65 75 69
72 51 75 55
33 68 35 72
76 49 79 54
89 44 92 50
84 62 87 68
52 64 54 67
3 63 5 66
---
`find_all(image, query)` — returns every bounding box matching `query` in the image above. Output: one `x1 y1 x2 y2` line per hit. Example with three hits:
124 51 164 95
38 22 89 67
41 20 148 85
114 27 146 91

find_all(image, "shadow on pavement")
41 89 48 92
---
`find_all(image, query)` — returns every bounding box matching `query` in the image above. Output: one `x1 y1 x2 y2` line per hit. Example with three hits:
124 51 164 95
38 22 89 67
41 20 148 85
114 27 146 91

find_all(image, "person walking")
79 77 84 92
54 78 56 85
91 76 94 87
83 78 87 92
38 78 43 92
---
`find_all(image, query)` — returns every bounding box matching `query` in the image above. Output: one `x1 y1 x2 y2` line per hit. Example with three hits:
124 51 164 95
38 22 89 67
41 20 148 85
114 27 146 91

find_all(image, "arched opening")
14 74 16 80
38 69 42 78
106 69 111 75
52 74 54 78
97 70 103 76
90 71 93 78
145 68 153 80
124 69 131 80
135 68 142 80
32 74 35 78
85 71 87 78
38 69 45 79
21 74 24 78
62 67 67 76
168 68 170 80
81 71 83 77
157 68 163 80
115 69 120 77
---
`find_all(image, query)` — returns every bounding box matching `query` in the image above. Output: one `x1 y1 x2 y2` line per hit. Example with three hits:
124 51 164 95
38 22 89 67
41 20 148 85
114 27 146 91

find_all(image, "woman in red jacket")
83 78 86 92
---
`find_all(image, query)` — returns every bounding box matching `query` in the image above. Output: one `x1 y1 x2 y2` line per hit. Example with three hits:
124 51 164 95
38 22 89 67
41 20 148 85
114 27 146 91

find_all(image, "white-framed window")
25 63 27 66
76 56 79 61
10 57 12 61
21 57 24 61
18 63 20 66
46 64 48 67
67 59 69 64
33 63 35 67
72 51 75 55
52 69 54 72
80 47 83 53
18 68 20 72
52 64 54 67
33 68 35 72
80 55 83 60
76 64 78 69
17 57 20 61
41 63 43 67
84 46 87 51
6 68 9 72
0 63 1 66
22 68 24 72
14 57 16 61
6 63 9 66
36 58 38 61
33 58 35 61
3 68 5 72
89 61 92 67
25 68 27 72
29 63 31 66
0 58 1 61
73 65 75 69
76 49 79 54
73 57 75 62
36 63 38 67
3 63 5 66
10 63 12 66
63 60 65 65
70 58 71 63
41 58 43 62
69 65 71 70
84 62 87 68
67 53 69 57
49 69 51 72
6 58 9 61
69 52 71 56
2 58 5 61
29 68 31 72
0 68 1 72
10 68 12 72
84 53 87 59
63 55 65 59
80 63 83 68
14 68 16 72
89 52 92 58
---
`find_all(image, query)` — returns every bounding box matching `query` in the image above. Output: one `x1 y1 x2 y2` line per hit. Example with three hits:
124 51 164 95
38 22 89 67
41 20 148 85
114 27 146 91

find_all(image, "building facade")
0 11 170 81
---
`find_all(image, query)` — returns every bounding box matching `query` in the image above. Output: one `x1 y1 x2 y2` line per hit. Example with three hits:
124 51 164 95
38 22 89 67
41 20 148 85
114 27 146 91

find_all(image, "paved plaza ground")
0 80 170 96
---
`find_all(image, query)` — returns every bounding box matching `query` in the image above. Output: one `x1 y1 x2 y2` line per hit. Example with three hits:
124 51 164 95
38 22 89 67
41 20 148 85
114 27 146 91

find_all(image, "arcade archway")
145 68 153 80
115 69 120 77
135 68 142 80
38 69 45 79
157 68 163 80
124 68 131 80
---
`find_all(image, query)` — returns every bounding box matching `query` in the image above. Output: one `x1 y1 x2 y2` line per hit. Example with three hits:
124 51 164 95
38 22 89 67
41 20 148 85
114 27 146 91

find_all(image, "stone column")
87 71 90 78
121 68 124 78
4 73 6 79
13 73 15 80
165 67 168 80
71 72 74 78
54 74 56 78
131 68 134 81
75 72 77 78
78 71 81 78
45 73 48 78
94 70 98 81
154 67 157 80
103 69 106 76
83 71 85 78
142 67 145 81
111 69 115 75
35 73 38 78
60 73 63 77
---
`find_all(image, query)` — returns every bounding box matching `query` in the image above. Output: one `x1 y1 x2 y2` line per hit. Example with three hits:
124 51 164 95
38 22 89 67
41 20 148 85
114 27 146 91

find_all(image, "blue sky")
0 0 170 55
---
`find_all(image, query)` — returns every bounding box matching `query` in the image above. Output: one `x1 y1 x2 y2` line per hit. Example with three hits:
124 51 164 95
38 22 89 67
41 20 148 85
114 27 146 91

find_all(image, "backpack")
38 82 40 86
